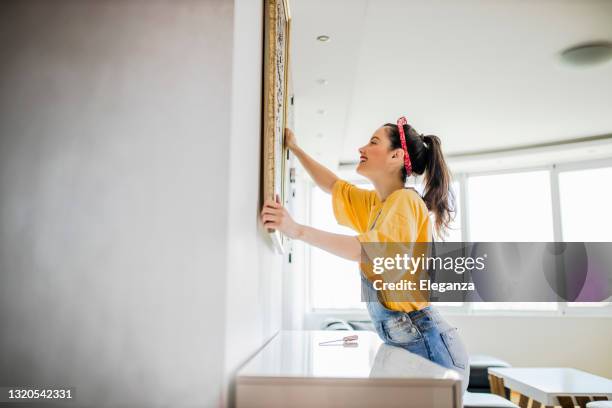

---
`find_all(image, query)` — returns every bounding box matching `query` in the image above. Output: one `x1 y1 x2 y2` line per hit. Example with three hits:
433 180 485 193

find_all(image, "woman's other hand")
261 195 302 239
284 128 298 151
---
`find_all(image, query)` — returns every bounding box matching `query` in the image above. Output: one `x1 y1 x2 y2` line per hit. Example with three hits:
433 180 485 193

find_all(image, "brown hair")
384 122 456 238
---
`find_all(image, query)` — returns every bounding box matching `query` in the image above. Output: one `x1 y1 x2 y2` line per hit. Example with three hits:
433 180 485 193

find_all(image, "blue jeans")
361 273 470 393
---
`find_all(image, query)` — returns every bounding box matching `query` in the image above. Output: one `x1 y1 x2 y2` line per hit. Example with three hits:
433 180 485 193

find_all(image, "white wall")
0 1 283 406
445 314 612 379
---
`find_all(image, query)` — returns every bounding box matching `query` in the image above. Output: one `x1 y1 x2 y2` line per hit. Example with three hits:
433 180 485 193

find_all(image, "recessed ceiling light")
316 35 331 42
559 41 612 67
316 78 328 85
316 109 326 115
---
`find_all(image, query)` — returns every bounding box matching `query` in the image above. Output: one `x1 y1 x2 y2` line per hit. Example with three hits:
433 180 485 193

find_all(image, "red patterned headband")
396 116 412 176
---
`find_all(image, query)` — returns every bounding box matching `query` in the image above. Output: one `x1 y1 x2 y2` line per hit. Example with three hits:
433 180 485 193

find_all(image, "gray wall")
0 1 281 407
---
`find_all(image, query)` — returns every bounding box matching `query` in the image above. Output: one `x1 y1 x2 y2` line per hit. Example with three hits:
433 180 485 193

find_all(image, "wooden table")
488 367 612 408
236 330 463 408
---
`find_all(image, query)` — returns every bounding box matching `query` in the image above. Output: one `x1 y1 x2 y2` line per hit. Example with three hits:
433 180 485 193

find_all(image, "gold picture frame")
262 0 291 253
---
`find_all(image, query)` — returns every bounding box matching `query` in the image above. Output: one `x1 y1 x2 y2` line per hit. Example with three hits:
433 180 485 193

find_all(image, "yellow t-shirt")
332 179 432 312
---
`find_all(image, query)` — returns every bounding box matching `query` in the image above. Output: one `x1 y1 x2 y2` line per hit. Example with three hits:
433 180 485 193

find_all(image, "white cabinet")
236 330 462 408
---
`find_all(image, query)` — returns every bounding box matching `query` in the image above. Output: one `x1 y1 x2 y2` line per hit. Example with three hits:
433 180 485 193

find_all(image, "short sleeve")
331 179 378 233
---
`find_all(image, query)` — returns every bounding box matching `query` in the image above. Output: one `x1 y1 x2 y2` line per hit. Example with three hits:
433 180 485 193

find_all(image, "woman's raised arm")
285 128 338 194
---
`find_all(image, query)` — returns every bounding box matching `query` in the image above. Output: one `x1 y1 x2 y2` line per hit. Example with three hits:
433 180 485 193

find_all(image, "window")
467 170 554 242
558 166 612 309
309 183 367 310
559 166 612 242
466 170 557 311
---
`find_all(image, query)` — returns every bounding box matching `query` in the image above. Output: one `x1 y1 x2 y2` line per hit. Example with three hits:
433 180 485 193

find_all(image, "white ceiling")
289 0 612 169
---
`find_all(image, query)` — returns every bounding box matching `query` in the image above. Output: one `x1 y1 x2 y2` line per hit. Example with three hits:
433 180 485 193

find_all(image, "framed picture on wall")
262 0 291 253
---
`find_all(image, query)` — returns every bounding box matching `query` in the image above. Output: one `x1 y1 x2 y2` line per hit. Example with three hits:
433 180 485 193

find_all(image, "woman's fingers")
261 203 283 214
261 209 281 220
261 197 289 229
261 199 283 219
261 207 283 220
285 128 297 150
263 198 281 208
261 211 285 220
262 214 280 227
262 201 281 210
262 214 279 223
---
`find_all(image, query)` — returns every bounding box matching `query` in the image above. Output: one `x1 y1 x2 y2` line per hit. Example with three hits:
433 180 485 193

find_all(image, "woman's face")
356 126 403 179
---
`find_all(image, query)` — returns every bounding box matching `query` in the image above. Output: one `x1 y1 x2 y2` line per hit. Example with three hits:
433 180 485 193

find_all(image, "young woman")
260 118 470 393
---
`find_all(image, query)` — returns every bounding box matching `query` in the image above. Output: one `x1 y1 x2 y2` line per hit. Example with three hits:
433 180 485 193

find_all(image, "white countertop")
237 330 461 381
489 367 612 404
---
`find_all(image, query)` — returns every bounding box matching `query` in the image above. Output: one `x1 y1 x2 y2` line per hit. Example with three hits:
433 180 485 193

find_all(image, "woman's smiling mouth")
360 155 367 163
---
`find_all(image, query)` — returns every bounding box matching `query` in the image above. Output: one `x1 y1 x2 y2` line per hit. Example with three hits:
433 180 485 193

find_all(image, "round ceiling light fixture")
559 41 612 67
316 35 331 42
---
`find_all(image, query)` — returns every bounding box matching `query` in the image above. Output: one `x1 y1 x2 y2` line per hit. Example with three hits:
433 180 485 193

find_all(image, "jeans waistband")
406 305 441 323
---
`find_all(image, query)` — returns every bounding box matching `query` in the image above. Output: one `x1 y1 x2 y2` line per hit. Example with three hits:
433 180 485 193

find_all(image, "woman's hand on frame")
261 195 302 239
284 128 298 152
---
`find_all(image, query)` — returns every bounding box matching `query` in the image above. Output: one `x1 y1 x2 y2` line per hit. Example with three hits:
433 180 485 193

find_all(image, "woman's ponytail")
422 135 455 238
384 123 456 239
